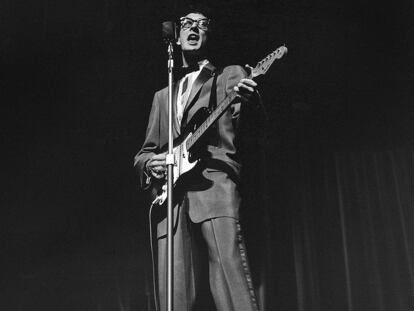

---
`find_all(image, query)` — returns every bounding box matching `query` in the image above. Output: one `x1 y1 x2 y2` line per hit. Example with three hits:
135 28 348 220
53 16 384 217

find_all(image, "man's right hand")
146 153 167 179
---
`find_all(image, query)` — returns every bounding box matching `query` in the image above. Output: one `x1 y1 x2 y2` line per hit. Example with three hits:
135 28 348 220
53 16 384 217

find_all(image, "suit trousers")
157 205 259 311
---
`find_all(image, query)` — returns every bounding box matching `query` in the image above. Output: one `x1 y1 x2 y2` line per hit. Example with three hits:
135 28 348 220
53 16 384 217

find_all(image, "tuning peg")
244 64 254 75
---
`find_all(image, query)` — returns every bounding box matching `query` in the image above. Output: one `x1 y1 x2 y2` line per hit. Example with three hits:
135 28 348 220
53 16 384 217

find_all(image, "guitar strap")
207 67 222 146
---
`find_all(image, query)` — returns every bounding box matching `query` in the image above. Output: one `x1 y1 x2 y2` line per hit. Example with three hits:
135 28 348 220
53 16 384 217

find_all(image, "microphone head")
162 21 177 42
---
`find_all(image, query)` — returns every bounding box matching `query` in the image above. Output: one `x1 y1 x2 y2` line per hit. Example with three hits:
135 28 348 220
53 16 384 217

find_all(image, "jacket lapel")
172 81 181 135
183 63 216 114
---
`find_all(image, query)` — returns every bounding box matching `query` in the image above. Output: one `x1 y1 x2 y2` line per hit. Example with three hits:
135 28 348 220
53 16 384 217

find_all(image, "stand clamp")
166 154 175 166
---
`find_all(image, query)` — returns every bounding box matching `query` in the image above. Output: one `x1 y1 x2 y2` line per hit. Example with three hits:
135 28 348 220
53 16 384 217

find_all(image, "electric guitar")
151 45 288 205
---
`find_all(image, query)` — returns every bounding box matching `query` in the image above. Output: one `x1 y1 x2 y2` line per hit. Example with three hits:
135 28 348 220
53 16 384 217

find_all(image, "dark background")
1 0 413 310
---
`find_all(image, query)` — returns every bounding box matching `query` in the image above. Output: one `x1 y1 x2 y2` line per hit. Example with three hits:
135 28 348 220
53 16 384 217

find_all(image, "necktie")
177 76 190 124
181 76 188 96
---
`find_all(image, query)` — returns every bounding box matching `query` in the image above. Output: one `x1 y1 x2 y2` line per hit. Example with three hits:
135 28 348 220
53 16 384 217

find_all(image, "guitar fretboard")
185 90 239 150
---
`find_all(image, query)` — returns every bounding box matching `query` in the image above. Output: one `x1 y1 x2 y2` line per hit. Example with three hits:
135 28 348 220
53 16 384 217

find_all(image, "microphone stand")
165 40 175 311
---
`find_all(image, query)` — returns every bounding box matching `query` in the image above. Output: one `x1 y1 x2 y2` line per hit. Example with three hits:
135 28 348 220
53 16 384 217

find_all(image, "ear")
175 24 180 45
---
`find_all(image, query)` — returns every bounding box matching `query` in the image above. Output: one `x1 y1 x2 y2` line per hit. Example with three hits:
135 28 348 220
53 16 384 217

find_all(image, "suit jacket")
134 63 259 235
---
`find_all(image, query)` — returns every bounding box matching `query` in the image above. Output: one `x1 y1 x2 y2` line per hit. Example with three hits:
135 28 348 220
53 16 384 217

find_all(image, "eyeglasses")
179 17 210 31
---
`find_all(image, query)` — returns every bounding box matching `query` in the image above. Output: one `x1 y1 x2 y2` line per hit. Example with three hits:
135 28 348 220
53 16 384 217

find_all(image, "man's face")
178 12 209 53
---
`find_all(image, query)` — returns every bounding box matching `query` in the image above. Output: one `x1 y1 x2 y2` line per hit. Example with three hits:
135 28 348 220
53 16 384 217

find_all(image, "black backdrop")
1 0 413 310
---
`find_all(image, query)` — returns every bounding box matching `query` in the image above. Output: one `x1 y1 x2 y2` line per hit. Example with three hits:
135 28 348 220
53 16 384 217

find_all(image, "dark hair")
176 3 214 23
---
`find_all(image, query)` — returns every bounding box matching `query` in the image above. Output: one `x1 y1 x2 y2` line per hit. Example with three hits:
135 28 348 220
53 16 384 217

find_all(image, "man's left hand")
234 78 258 101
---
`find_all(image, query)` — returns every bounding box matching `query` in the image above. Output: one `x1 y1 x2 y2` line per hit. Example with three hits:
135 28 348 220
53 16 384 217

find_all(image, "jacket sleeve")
134 91 161 190
223 65 262 131
224 65 245 122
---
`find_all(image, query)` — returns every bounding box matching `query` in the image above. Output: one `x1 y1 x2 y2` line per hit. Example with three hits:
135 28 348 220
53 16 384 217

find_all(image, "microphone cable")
148 202 160 311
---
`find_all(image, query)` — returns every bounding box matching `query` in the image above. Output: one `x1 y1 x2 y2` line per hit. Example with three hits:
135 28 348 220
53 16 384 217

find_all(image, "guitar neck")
183 45 287 151
185 89 240 150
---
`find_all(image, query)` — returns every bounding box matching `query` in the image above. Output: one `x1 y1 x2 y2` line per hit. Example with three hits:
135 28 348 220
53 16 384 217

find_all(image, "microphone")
162 21 177 43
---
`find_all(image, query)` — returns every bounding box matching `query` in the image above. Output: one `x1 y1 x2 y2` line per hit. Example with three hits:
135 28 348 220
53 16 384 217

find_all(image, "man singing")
134 5 262 311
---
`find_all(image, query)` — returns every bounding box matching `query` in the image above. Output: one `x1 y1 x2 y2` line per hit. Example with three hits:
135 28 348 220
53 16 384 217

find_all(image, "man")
134 6 262 311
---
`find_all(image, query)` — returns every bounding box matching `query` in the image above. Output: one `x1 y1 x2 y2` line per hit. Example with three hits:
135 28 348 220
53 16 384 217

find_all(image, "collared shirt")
144 60 210 186
176 59 209 125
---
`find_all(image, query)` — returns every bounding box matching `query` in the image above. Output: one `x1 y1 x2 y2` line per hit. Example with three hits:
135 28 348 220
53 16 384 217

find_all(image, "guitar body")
151 107 210 205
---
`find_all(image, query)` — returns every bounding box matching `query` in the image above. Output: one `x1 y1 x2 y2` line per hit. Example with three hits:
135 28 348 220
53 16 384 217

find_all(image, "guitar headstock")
251 45 288 79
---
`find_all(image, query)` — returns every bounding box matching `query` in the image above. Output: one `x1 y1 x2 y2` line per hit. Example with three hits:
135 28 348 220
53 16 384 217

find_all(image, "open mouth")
187 33 199 43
